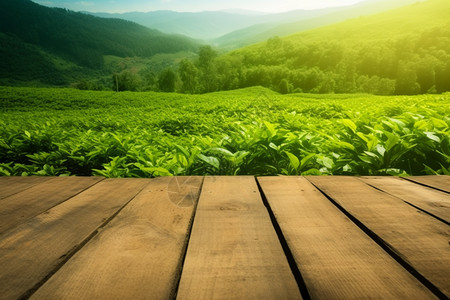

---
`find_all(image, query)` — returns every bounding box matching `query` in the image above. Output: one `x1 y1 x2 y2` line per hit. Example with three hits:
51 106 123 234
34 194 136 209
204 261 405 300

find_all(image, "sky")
34 0 367 13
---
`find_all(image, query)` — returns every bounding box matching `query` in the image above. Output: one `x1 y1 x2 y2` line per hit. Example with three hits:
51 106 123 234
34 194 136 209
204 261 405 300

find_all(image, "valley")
0 0 448 177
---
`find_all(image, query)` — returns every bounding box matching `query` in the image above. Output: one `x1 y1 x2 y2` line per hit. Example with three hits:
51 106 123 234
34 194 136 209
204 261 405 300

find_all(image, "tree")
197 45 217 70
140 68 157 91
395 63 420 95
197 45 218 93
278 79 290 94
113 71 140 91
178 59 199 94
435 60 450 93
158 68 176 92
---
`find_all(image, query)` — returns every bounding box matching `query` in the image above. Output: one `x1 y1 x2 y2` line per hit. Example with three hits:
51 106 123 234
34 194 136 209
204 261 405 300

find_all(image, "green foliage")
0 86 448 177
178 59 199 94
172 0 450 96
113 71 141 92
157 69 177 92
0 0 199 86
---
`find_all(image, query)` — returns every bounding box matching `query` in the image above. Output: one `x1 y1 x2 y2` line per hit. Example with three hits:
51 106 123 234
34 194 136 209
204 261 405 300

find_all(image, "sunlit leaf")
285 151 300 170
341 119 357 133
424 132 441 143
198 154 219 169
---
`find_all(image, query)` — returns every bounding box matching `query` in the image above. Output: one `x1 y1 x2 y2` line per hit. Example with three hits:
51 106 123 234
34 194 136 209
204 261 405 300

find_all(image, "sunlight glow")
34 0 367 13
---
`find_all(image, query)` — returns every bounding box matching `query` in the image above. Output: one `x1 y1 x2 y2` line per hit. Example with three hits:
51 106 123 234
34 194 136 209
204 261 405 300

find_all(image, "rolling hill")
213 0 428 49
0 0 199 86
175 0 450 95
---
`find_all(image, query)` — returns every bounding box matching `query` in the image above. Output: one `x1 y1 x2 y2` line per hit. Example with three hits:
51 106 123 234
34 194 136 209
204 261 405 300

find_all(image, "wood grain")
31 176 203 300
0 176 52 200
0 176 104 234
403 175 450 193
307 176 450 298
176 176 302 300
360 176 450 223
0 178 149 300
258 176 436 299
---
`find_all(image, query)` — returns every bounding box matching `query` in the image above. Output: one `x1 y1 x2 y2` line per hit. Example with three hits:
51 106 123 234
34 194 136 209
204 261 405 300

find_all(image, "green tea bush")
0 86 448 177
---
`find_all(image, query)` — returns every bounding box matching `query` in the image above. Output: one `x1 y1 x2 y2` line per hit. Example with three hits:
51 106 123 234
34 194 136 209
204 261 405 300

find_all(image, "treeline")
0 0 198 68
95 46 220 93
109 25 450 96
205 24 450 95
219 27 450 95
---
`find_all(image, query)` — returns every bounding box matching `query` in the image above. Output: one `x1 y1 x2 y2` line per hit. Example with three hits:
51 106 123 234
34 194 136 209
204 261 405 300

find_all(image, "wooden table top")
0 175 449 299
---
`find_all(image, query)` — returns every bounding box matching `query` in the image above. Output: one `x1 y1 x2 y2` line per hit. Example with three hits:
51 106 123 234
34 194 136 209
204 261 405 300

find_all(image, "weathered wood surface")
176 176 301 299
31 177 203 300
258 176 436 299
0 176 53 200
307 176 450 299
0 178 148 300
0 175 448 300
403 175 450 193
360 176 450 224
0 176 104 234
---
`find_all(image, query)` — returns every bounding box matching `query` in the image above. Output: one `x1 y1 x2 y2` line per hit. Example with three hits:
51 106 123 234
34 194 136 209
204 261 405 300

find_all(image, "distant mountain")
214 0 428 49
0 0 199 85
88 0 426 46
89 8 342 40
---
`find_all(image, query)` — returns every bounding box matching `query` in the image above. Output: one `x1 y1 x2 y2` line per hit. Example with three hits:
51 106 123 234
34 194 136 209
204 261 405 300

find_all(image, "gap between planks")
258 176 437 299
0 178 149 300
307 176 450 299
31 177 203 300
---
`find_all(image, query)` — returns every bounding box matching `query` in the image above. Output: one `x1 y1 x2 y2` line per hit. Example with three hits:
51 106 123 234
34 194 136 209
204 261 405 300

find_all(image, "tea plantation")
0 86 448 177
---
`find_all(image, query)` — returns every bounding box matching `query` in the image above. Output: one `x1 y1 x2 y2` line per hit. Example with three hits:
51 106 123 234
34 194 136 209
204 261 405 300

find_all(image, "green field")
0 86 449 177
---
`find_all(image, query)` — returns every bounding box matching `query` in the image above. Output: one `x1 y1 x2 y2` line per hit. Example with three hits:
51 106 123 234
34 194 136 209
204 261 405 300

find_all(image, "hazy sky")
34 0 367 13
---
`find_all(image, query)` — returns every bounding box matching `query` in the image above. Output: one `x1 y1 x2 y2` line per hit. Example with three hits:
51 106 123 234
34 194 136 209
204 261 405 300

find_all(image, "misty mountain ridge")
88 6 346 40
88 0 426 44
213 0 428 48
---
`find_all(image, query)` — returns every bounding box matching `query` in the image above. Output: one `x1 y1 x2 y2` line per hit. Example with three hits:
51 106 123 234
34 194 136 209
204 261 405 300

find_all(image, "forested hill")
213 0 426 49
195 0 449 95
0 0 199 85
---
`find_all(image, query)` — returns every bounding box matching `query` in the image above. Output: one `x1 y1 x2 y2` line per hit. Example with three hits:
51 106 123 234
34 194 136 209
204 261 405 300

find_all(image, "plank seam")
359 179 450 226
21 180 149 300
306 177 449 300
0 177 53 200
0 177 107 237
401 177 449 194
256 177 311 300
172 176 205 300
37 177 107 215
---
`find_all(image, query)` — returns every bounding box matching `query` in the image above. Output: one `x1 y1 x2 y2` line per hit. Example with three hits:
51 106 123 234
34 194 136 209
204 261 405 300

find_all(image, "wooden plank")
403 176 450 193
176 176 302 300
360 176 450 224
258 176 436 300
31 176 203 300
0 178 149 300
0 176 105 234
307 176 450 299
0 176 53 200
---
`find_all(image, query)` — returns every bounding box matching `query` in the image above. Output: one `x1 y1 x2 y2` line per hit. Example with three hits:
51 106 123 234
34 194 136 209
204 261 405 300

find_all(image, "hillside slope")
203 0 450 95
213 0 427 49
0 0 199 85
